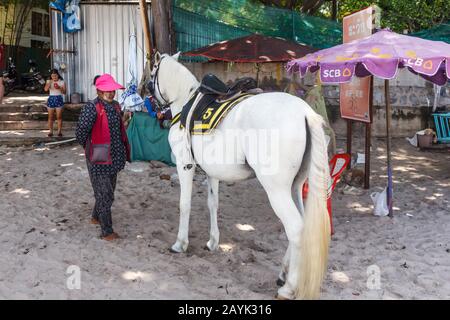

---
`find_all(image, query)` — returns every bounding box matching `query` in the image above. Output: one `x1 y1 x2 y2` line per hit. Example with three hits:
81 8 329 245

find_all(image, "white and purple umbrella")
287 29 450 216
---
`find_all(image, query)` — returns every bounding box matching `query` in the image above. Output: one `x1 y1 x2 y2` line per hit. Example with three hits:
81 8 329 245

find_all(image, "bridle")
148 56 173 111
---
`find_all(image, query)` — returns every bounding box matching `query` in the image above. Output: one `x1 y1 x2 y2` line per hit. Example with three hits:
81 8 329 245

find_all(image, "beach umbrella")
119 34 144 112
287 29 450 216
184 33 316 85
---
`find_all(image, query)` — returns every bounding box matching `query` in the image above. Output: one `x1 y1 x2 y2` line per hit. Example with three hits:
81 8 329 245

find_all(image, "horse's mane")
161 54 199 87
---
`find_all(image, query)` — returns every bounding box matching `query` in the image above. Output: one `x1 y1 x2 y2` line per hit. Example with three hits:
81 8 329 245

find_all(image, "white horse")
149 52 331 299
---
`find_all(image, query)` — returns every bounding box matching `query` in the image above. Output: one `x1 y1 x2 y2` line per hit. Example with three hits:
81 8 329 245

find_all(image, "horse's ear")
154 51 161 64
172 51 181 61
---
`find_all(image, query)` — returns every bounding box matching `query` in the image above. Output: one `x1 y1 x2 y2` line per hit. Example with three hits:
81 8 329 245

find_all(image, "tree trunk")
331 0 337 20
13 2 33 61
151 0 173 54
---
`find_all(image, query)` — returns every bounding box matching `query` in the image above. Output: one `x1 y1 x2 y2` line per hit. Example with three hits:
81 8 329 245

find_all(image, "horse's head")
148 51 199 113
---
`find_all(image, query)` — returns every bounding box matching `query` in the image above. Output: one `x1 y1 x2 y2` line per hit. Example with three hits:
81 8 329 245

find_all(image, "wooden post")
385 79 393 217
138 0 152 60
255 63 260 87
151 0 172 54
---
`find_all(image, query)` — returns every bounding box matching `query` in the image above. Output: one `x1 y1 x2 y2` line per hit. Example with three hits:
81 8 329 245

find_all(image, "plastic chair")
432 112 450 143
302 153 351 235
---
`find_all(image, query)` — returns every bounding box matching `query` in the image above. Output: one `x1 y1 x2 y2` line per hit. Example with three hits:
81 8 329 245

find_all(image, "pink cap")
95 74 124 91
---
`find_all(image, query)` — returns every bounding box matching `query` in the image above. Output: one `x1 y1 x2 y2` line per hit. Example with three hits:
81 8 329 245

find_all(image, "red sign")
340 6 374 123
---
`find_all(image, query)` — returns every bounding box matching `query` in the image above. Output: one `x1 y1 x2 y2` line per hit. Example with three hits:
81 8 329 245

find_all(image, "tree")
0 0 48 60
151 0 175 54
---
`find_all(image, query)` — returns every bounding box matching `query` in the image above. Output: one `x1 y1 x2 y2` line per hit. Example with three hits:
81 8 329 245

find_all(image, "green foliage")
377 0 449 32
255 0 450 33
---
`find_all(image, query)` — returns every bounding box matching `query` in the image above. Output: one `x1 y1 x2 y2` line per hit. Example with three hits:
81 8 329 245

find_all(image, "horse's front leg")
170 165 195 253
206 176 220 251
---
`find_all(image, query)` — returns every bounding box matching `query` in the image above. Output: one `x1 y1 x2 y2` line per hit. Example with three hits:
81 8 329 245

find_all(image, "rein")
149 56 173 111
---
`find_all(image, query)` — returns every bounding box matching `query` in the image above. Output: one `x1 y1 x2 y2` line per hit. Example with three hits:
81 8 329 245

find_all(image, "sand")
0 137 449 299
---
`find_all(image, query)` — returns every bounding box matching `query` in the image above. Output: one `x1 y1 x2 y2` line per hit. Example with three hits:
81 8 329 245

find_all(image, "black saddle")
199 74 258 99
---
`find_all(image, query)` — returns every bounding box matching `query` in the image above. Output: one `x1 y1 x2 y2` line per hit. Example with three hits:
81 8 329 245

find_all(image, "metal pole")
364 76 373 189
364 123 371 189
346 120 352 169
385 79 393 216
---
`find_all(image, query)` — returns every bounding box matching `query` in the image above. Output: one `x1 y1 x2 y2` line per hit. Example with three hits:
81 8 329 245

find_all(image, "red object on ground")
183 34 317 63
302 153 351 235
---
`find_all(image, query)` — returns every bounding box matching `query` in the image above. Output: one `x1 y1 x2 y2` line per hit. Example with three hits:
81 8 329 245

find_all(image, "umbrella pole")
385 79 393 217
256 63 260 87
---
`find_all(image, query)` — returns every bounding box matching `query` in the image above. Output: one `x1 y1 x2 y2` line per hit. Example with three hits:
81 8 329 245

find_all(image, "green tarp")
411 23 450 43
174 0 343 62
126 112 175 166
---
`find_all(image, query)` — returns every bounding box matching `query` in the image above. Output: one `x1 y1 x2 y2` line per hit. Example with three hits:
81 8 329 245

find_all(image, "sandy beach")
0 137 449 299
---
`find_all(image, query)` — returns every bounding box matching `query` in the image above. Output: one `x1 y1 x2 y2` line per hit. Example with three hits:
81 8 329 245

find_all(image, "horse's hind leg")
277 244 291 287
260 183 303 300
278 160 309 286
206 176 220 251
170 166 195 253
278 161 309 287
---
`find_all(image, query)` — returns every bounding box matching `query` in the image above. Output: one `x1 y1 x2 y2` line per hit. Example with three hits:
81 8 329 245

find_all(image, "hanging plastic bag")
50 0 68 12
119 34 144 112
119 84 144 112
370 187 389 216
63 9 81 33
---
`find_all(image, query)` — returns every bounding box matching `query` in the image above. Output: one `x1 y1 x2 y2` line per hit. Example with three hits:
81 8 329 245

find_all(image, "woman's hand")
44 80 51 92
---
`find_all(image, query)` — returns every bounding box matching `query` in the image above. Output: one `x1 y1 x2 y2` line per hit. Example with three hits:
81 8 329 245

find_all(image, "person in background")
143 94 172 128
44 69 66 137
76 74 131 241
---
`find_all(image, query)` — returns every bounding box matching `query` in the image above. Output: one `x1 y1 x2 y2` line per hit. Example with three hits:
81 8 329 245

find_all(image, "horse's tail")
296 111 331 299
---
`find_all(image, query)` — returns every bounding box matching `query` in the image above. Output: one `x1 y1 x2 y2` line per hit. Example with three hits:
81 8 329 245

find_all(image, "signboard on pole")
340 6 374 123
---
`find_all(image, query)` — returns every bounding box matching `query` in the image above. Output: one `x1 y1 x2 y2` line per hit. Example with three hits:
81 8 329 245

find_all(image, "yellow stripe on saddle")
171 112 181 126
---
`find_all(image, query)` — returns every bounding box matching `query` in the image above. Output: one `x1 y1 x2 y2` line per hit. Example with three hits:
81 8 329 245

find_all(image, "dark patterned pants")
88 169 117 237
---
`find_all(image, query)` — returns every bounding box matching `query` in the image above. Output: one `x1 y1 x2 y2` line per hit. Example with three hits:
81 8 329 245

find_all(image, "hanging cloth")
119 34 145 112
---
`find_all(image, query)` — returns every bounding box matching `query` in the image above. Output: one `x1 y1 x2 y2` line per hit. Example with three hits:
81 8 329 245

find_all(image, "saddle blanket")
172 93 253 135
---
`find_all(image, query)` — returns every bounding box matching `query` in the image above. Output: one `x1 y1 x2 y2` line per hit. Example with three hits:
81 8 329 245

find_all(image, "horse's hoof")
275 294 291 300
170 241 188 253
276 278 285 287
206 240 219 251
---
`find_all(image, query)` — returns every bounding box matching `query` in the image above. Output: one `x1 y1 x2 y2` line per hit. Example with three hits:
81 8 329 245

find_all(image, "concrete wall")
183 61 450 138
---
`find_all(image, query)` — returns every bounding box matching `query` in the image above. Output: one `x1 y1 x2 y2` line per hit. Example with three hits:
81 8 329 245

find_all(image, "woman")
44 69 66 137
76 74 130 241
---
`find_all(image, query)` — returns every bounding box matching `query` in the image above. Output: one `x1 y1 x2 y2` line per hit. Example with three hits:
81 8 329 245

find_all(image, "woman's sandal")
58 133 63 137
101 232 120 241
48 132 53 137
